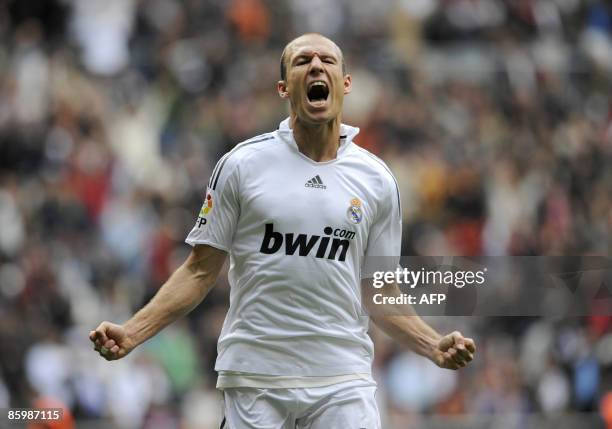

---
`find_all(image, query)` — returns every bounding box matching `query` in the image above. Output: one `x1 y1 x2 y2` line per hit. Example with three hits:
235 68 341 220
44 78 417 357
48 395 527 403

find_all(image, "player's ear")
277 81 289 98
343 74 352 95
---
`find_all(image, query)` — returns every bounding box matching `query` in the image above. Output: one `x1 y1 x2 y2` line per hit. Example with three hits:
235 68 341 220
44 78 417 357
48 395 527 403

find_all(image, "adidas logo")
305 175 326 189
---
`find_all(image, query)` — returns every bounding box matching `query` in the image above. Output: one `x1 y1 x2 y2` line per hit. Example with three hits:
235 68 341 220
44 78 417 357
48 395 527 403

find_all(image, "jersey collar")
277 117 360 159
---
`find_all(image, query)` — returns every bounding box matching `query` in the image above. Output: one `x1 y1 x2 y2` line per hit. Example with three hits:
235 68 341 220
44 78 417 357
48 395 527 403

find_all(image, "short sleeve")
361 172 402 279
185 153 241 252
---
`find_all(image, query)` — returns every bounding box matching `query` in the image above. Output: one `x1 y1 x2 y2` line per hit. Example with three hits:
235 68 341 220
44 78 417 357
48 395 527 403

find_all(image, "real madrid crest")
347 197 363 224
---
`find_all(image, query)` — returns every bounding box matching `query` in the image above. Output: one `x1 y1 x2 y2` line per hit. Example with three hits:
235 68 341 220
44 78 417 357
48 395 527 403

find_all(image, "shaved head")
280 33 346 80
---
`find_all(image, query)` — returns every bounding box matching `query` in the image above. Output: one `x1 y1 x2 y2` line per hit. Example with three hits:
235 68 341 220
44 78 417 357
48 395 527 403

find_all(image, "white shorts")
220 379 381 429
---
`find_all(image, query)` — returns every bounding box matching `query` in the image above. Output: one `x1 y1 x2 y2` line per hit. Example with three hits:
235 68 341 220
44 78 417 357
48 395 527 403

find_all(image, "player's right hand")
89 321 136 361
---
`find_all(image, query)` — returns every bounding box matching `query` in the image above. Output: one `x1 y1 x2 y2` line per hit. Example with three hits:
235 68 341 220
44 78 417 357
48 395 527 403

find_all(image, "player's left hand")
432 331 475 370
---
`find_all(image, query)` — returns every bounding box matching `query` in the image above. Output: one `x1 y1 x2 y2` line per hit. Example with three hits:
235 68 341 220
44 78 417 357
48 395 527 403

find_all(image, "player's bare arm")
362 279 476 370
90 244 227 361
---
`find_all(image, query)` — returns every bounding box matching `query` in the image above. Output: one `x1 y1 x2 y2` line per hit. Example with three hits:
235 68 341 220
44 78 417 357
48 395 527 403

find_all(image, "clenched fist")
432 331 476 370
89 321 136 361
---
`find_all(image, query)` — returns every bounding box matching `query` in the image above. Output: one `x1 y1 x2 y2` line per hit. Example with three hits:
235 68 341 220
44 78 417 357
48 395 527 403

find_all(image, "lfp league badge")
347 198 363 224
200 192 213 216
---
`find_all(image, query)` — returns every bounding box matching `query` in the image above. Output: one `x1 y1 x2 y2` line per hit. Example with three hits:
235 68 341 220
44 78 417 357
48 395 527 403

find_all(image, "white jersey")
186 118 401 377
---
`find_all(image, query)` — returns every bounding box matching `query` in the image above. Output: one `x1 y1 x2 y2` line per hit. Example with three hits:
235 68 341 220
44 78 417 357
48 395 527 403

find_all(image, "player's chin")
301 105 335 123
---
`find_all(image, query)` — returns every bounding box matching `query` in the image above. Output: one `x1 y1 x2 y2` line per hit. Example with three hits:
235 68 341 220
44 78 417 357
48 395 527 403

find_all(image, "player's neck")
290 115 342 162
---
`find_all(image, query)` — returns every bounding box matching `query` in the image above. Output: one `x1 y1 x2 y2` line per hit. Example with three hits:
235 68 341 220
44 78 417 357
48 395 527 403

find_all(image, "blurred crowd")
0 0 611 428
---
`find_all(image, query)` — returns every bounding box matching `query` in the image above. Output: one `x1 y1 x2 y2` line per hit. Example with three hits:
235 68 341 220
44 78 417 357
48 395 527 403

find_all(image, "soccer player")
90 33 476 428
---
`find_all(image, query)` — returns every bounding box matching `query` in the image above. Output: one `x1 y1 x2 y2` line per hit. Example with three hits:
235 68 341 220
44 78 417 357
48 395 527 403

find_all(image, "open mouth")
307 81 329 104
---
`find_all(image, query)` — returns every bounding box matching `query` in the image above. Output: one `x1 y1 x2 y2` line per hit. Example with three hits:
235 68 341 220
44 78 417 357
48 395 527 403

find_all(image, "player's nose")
308 56 324 74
